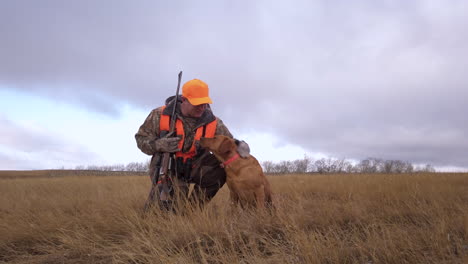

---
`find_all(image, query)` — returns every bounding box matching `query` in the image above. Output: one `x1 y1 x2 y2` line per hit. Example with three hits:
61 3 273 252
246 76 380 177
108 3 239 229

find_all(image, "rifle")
144 71 183 212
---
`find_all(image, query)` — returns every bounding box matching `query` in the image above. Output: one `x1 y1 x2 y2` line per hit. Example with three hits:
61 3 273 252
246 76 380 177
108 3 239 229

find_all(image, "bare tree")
262 161 275 174
276 160 292 174
315 158 327 174
345 163 356 173
383 160 396 173
332 159 350 173
418 164 436 173
292 155 312 173
357 157 383 173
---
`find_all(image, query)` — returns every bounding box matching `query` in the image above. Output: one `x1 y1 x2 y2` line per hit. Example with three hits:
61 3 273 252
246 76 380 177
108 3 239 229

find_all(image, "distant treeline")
72 157 435 174
73 161 150 172
262 157 436 174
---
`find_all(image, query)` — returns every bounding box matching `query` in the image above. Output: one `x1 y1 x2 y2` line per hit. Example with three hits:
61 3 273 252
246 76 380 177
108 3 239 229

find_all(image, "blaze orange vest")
159 106 217 162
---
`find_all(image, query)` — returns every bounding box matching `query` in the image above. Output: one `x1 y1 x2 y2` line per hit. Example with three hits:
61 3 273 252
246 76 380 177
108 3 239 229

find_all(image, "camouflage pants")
169 153 226 207
189 153 226 204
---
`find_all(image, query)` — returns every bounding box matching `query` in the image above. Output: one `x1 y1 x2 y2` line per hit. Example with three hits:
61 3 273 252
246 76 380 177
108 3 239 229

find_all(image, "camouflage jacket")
135 98 232 176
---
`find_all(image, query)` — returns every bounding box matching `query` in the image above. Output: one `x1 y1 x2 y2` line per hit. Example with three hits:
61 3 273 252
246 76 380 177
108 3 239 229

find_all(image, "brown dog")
199 136 272 208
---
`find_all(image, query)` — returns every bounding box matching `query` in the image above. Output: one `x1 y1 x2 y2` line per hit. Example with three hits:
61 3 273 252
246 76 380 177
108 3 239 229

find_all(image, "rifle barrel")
144 71 183 211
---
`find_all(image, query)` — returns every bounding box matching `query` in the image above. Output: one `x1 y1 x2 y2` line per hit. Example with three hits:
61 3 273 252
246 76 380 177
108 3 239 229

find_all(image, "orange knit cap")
182 79 213 105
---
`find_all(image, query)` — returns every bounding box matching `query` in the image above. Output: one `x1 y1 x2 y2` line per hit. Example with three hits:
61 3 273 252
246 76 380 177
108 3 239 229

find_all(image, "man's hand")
155 134 181 153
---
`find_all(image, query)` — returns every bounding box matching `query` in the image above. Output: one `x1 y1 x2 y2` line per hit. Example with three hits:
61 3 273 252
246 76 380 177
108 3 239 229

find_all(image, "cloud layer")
0 115 98 169
1 0 467 167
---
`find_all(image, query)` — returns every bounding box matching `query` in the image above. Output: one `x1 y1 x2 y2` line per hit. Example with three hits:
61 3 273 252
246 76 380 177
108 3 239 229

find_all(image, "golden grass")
0 172 467 263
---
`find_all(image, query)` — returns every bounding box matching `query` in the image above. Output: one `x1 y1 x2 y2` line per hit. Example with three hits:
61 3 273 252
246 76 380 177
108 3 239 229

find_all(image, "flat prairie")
0 171 467 263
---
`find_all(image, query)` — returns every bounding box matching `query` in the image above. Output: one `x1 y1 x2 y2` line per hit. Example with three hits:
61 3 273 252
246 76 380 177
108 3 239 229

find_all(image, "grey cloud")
0 116 99 169
1 0 468 167
0 116 57 152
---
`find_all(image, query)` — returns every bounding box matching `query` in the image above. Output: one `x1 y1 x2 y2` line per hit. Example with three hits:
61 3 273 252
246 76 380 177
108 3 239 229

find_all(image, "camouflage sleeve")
135 107 163 155
215 117 233 138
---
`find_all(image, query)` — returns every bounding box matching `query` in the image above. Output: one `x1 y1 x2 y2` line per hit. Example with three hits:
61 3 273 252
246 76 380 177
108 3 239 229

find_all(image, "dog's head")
199 135 236 158
199 136 250 159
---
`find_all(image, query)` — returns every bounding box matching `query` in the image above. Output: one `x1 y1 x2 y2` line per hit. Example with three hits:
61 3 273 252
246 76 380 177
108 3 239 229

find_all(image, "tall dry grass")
0 172 467 263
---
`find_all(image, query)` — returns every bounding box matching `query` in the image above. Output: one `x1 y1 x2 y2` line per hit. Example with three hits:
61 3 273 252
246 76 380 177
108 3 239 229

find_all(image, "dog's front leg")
228 191 241 214
254 186 266 209
229 191 239 206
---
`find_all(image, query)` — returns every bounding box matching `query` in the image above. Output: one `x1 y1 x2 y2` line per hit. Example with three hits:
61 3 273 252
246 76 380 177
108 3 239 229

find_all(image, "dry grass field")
0 171 467 264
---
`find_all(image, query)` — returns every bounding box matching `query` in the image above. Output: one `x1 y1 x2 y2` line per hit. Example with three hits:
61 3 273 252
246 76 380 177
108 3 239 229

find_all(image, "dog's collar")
220 153 240 168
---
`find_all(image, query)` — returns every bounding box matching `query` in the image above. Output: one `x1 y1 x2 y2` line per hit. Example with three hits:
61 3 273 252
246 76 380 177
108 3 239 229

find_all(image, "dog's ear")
236 140 251 158
219 138 235 154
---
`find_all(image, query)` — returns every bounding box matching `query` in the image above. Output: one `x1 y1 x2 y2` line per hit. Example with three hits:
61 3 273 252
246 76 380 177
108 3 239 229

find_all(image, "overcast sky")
1 0 467 171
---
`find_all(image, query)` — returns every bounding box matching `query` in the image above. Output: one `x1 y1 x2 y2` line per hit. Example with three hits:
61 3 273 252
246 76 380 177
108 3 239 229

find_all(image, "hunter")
135 78 234 208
